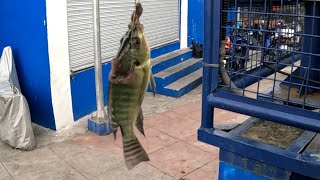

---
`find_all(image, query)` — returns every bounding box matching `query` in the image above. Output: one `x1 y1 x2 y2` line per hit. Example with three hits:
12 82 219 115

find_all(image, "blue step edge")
88 119 113 136
149 76 202 98
154 60 202 87
151 50 193 74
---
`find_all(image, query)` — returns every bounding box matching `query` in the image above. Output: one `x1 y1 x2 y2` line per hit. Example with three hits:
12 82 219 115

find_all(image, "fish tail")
121 126 149 169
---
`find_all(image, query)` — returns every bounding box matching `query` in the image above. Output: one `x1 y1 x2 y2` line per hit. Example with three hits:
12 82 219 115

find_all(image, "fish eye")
132 37 140 48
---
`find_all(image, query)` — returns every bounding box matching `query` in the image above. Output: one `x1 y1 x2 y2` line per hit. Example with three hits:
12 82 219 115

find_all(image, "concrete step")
151 48 193 74
153 68 203 98
166 68 203 90
153 58 202 87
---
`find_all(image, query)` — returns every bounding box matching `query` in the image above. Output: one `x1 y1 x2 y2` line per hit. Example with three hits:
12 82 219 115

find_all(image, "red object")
273 6 280 12
225 36 230 49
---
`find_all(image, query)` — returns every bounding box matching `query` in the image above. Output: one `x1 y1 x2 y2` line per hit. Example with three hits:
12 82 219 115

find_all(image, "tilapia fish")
107 3 156 170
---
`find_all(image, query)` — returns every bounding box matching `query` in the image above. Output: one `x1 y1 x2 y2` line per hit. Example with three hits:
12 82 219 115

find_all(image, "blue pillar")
226 7 237 37
300 2 320 89
200 0 214 129
188 0 204 45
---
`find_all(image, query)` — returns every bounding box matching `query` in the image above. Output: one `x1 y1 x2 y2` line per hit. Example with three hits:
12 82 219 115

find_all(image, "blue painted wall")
188 0 204 45
151 42 180 59
71 63 111 120
0 1 56 129
226 7 237 36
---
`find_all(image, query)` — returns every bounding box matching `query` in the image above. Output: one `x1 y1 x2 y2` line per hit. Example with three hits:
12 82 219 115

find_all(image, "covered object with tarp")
0 46 36 150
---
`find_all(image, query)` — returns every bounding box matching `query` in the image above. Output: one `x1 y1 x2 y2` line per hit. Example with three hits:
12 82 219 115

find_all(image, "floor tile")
72 133 113 147
13 160 86 180
49 140 89 159
142 94 175 116
65 148 123 179
145 111 184 127
113 126 179 154
92 163 177 180
185 110 201 121
0 163 13 180
72 133 121 155
152 115 199 140
171 101 201 115
214 108 248 126
182 134 219 156
1 147 61 176
149 142 214 177
0 141 16 162
184 160 219 180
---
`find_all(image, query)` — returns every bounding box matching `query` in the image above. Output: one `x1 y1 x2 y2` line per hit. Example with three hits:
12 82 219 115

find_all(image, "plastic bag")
0 46 36 150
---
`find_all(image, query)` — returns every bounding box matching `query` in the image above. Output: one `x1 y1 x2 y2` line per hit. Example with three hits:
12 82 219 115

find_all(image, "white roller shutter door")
67 0 180 72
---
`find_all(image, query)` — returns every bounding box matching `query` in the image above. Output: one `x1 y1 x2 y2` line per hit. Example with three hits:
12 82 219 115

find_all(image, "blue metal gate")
199 0 320 179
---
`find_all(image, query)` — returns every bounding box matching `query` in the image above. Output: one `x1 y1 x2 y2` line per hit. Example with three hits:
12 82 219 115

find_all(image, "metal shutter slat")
67 0 180 71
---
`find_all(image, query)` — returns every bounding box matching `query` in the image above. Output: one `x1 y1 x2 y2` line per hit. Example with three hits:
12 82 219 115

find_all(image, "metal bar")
233 54 301 88
212 0 222 92
211 0 223 124
301 2 320 91
223 42 319 57
286 131 316 153
198 129 320 179
200 0 214 129
221 23 320 39
207 92 320 133
229 117 259 135
285 0 300 106
93 0 106 121
229 1 237 94
229 0 320 6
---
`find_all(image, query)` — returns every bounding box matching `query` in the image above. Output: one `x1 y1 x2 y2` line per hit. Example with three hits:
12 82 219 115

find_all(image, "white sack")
0 46 36 150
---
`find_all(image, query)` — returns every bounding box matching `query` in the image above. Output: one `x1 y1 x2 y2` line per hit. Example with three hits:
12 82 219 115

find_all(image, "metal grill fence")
200 0 320 135
220 0 320 111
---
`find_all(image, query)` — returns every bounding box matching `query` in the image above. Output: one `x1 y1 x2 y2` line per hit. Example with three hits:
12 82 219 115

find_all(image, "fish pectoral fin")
118 68 136 85
109 71 135 85
122 129 149 170
149 73 156 97
135 107 145 136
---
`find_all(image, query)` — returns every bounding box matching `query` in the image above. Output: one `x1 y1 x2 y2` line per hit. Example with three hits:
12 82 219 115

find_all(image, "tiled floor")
0 70 284 180
0 99 249 180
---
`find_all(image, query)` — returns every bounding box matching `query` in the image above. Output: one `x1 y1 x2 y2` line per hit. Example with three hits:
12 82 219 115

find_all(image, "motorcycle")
224 34 249 72
264 30 286 60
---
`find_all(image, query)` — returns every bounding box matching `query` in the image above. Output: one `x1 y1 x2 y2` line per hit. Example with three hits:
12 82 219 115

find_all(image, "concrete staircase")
148 48 203 98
